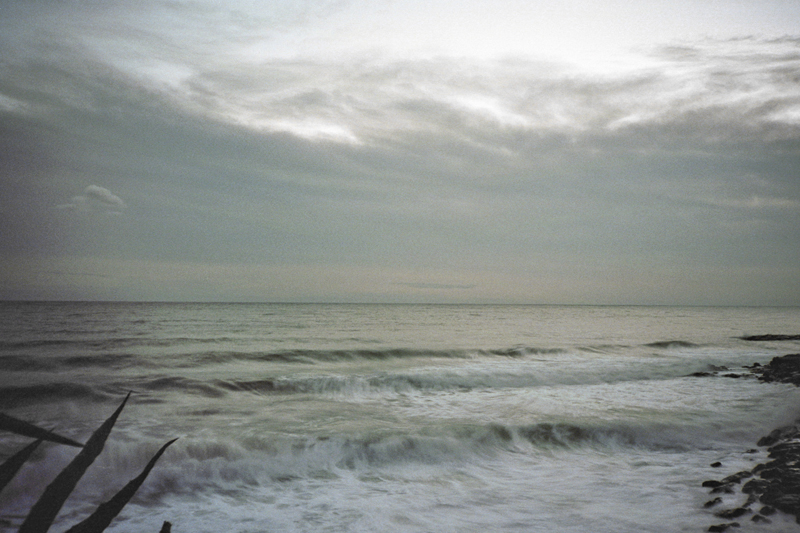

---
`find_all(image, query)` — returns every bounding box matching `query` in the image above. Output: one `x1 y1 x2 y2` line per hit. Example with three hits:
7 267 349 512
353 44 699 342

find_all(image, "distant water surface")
1 303 800 532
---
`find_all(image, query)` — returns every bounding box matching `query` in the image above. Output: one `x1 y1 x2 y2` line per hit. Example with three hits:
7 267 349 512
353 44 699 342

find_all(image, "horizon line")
1 299 798 308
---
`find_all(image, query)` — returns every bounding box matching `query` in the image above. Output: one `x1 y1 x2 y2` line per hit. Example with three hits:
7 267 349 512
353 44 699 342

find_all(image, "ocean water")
1 302 800 533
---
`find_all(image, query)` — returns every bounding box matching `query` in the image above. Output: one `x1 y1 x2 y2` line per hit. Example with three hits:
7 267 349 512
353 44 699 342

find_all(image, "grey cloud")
85 185 126 207
169 38 800 150
57 185 126 216
0 3 798 303
71 185 126 212
7 24 797 156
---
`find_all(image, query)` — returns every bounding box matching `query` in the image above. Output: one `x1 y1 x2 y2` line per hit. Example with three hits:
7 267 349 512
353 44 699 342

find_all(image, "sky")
1 0 799 305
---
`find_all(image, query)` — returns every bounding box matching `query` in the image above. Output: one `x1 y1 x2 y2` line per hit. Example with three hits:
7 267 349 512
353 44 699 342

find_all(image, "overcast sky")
1 0 799 305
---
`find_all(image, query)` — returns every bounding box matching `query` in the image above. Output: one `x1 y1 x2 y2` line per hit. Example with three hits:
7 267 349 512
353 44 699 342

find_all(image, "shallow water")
1 303 800 532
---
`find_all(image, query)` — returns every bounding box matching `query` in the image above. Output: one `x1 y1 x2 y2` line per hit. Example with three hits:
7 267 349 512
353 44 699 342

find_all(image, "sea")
1 302 800 533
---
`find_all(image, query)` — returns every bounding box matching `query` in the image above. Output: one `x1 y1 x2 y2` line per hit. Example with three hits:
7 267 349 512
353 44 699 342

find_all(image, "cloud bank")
0 1 798 304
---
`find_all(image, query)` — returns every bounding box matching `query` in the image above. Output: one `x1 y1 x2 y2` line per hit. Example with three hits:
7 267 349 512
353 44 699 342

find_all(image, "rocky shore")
701 351 800 532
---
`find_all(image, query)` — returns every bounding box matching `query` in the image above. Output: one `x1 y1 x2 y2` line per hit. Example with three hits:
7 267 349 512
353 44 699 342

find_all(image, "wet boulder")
750 354 800 386
707 522 740 532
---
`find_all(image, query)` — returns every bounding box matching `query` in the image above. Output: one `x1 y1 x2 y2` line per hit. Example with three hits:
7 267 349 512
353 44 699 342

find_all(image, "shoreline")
701 352 800 532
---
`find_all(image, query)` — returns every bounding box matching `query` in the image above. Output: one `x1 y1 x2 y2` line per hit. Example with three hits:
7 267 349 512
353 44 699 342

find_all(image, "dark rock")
704 497 723 508
771 353 800 365
722 374 743 379
752 354 800 386
764 471 800 489
757 467 785 480
740 335 800 341
777 479 800 493
768 441 800 456
757 426 798 447
758 435 778 447
742 479 770 494
690 372 714 377
711 484 736 494
700 352 800 525
762 493 800 515
721 471 752 485
707 523 740 532
715 507 750 519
